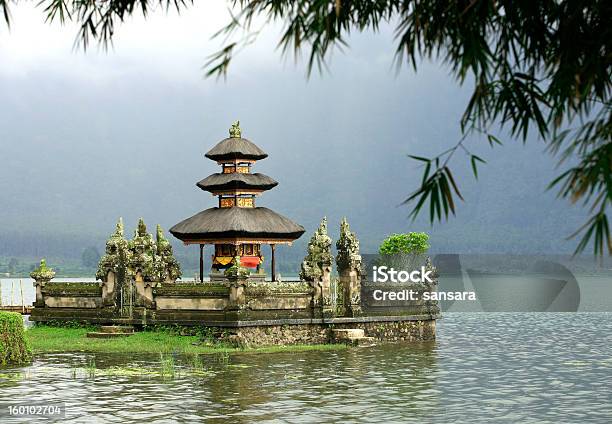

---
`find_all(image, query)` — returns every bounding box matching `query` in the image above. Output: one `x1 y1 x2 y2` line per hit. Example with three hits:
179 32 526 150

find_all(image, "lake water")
1 312 611 422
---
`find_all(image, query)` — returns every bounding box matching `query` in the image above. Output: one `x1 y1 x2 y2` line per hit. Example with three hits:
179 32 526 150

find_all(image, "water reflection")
1 313 612 422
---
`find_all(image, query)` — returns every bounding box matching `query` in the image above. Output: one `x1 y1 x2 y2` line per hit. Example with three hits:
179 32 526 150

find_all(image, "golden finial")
229 121 241 138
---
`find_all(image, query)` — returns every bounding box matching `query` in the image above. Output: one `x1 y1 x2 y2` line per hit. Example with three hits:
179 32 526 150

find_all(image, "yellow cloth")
213 256 234 266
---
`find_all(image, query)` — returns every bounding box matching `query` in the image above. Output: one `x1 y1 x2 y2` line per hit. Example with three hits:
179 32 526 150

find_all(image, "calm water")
1 313 612 422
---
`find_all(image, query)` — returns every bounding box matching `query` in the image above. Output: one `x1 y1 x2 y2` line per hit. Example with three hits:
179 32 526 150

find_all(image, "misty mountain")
0 5 590 265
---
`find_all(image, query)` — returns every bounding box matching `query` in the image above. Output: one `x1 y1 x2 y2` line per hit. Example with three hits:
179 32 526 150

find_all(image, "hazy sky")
0 2 590 255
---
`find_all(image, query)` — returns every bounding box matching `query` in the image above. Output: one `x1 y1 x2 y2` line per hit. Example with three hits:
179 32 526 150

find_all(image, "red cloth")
240 256 260 268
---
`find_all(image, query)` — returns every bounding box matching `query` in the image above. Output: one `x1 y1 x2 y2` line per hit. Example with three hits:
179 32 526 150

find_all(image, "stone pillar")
30 259 55 308
310 266 335 318
339 264 362 317
225 274 248 320
32 280 47 307
320 265 335 318
100 270 117 307
134 271 156 308
271 244 276 282
336 218 363 317
199 244 204 283
301 217 334 318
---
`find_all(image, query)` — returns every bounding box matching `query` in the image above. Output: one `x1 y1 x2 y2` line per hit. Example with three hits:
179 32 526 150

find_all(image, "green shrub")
0 311 32 365
379 232 430 255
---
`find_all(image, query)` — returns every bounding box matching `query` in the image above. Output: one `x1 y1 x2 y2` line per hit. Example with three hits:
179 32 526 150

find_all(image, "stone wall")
31 276 440 348
40 282 103 309
217 317 437 347
230 324 331 346
334 319 436 343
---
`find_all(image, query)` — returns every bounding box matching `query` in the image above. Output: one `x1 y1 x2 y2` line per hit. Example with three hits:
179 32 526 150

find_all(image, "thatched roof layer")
196 173 278 192
170 207 305 241
205 137 268 161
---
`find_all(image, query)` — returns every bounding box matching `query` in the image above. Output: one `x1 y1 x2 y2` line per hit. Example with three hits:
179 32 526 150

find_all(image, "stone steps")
332 328 376 347
86 325 135 339
100 325 135 334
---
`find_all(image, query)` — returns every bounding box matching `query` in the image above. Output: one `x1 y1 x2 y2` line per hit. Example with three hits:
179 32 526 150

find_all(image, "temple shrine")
170 122 305 282
29 121 439 345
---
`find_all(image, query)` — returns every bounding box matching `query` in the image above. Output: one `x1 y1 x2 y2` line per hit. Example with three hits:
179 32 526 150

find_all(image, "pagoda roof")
205 137 268 161
169 207 305 242
196 173 278 192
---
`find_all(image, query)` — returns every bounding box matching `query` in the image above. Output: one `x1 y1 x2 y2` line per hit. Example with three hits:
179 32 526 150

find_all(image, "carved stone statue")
96 217 130 282
31 259 55 307
30 259 56 282
154 225 182 282
300 217 334 317
335 217 363 316
127 218 156 282
300 217 333 282
336 217 362 272
229 120 242 138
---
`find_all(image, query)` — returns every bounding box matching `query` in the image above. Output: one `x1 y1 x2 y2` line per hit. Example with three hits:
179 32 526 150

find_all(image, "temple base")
209 271 266 282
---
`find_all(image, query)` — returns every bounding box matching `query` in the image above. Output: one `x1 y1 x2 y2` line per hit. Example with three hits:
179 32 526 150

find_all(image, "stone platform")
30 260 440 347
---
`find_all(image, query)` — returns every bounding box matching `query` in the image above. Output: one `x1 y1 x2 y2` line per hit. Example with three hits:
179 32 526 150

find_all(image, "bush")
0 311 32 365
379 232 430 255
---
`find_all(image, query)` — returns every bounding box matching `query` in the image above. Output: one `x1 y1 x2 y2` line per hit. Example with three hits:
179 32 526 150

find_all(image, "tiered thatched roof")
171 122 304 245
170 207 305 242
205 137 268 161
196 173 278 192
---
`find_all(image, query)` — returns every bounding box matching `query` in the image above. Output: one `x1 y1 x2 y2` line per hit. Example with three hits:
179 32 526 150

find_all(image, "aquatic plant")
0 311 32 365
158 352 177 379
86 357 97 379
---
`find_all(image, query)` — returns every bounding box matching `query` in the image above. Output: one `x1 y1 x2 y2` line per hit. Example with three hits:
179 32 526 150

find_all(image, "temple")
170 122 305 282
29 121 440 346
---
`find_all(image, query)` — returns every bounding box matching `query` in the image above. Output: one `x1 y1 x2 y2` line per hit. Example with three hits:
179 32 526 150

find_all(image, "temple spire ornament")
128 218 156 281
229 120 241 138
30 259 55 282
155 224 182 282
96 217 129 281
336 217 361 272
336 217 363 316
300 217 333 282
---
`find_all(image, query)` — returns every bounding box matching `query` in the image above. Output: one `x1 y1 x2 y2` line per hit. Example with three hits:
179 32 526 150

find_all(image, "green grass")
25 325 346 355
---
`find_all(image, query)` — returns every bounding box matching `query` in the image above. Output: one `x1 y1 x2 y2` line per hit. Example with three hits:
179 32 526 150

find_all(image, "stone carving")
96 218 130 282
336 217 362 272
300 217 334 317
97 218 182 286
154 225 182 282
128 218 156 282
30 259 55 282
336 217 363 316
300 217 333 282
31 259 56 307
229 120 241 138
224 255 251 279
